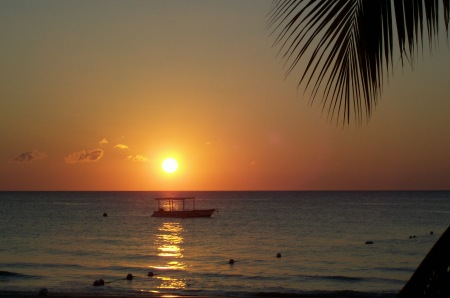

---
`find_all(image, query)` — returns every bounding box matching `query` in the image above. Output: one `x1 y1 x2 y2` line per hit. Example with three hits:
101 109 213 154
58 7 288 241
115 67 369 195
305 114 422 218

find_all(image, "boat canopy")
154 197 197 211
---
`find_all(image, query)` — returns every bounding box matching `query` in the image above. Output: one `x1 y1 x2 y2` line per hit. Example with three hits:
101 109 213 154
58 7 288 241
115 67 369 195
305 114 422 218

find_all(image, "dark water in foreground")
0 191 449 297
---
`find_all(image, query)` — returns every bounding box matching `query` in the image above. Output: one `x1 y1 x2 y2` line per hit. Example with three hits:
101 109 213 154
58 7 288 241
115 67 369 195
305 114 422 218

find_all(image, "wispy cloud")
65 149 104 164
99 138 108 146
127 155 149 162
114 144 129 150
13 150 46 163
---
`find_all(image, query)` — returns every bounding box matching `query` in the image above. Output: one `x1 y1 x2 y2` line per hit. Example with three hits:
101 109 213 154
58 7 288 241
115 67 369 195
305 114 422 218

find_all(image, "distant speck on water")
38 288 48 296
276 253 282 258
103 212 107 217
365 241 374 245
93 279 104 286
126 273 133 280
228 259 235 264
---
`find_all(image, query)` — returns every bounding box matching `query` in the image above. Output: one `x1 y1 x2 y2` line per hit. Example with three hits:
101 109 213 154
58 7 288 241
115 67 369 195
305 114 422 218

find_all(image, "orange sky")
1 1 450 191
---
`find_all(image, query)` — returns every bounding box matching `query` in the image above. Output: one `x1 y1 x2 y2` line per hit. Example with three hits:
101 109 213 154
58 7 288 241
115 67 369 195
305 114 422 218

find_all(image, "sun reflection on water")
153 222 187 289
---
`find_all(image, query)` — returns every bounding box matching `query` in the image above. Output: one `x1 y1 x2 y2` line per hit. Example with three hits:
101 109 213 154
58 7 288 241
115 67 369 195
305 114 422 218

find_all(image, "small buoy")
430 231 434 235
365 241 374 245
147 271 154 277
126 273 133 280
93 279 105 286
276 253 282 258
103 212 107 217
228 259 235 265
38 288 48 296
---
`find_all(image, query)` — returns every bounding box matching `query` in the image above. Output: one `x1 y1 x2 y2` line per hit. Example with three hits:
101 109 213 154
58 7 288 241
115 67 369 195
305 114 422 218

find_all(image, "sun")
162 158 178 173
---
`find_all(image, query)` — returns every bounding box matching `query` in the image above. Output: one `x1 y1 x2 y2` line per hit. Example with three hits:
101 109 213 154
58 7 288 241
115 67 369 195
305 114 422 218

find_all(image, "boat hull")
151 209 216 218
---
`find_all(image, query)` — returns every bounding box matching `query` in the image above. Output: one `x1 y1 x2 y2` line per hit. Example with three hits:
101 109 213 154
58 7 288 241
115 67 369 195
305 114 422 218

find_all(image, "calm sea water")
0 191 449 297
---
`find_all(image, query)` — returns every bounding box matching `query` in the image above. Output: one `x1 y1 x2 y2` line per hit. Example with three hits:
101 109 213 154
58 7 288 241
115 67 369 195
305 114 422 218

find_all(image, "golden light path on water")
152 222 187 290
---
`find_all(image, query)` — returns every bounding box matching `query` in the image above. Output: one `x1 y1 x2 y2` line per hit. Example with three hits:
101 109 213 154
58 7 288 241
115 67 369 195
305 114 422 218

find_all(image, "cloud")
127 155 149 162
65 149 104 164
99 138 108 146
114 144 129 150
13 150 46 163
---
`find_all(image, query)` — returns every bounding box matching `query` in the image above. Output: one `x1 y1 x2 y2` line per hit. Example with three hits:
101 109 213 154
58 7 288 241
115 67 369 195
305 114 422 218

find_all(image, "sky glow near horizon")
1 0 450 191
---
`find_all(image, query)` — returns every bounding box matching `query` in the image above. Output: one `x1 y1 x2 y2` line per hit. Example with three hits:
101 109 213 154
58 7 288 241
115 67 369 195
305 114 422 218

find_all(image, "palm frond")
269 0 450 125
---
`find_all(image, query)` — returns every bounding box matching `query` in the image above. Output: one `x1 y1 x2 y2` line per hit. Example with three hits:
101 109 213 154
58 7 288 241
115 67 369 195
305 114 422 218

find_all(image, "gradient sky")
1 0 449 191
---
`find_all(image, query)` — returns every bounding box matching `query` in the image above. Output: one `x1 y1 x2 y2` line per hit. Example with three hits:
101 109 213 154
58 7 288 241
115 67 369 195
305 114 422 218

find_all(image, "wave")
0 287 398 298
252 290 397 297
139 288 398 298
292 273 403 285
0 270 37 281
1 262 86 270
321 275 364 282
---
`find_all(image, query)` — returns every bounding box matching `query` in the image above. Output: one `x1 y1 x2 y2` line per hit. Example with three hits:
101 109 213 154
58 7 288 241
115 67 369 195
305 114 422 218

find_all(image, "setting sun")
162 158 178 173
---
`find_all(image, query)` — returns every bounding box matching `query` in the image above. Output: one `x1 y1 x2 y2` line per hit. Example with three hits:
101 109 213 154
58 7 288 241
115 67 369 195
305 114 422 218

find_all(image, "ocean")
0 191 449 297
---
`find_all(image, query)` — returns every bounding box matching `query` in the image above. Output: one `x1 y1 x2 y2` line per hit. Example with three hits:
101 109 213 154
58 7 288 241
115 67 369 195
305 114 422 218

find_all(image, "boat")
151 197 216 218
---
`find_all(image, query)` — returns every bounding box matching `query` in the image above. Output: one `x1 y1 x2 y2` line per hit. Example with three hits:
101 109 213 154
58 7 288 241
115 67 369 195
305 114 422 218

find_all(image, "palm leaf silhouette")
268 0 449 125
